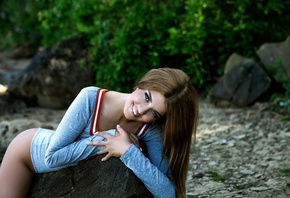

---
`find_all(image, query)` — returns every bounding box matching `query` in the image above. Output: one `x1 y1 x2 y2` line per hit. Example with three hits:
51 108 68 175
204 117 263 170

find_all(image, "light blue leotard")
30 87 175 198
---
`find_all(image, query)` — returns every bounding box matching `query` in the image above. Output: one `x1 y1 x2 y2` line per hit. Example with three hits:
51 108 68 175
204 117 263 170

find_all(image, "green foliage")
268 94 290 118
279 168 290 176
205 170 226 181
0 0 47 49
1 0 290 92
281 115 290 122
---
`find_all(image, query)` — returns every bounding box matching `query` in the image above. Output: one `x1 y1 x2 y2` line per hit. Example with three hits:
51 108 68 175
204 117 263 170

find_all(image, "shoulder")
78 86 102 100
71 87 102 110
80 86 101 95
141 124 163 142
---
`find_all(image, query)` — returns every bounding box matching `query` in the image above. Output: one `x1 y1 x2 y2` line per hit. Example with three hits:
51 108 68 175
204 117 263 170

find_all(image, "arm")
89 125 175 198
44 87 115 168
120 127 175 198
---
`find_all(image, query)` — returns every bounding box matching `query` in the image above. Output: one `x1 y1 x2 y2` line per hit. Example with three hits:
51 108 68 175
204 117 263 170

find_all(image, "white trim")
136 124 147 137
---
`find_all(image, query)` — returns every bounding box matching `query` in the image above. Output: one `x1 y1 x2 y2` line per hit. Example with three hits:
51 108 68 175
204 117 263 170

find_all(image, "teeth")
133 107 138 116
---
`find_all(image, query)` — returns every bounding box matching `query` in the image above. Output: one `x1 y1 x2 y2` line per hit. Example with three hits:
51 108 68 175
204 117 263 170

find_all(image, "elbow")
152 181 175 198
165 181 175 198
44 154 57 168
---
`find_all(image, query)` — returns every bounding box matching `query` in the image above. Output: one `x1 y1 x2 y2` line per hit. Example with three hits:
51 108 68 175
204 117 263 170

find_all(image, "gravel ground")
0 99 289 198
186 100 290 198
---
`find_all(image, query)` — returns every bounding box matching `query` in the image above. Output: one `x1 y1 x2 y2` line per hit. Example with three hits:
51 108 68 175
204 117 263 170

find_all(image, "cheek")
141 113 155 123
123 102 132 117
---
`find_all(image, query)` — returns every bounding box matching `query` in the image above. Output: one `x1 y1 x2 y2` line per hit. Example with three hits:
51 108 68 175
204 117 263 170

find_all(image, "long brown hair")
135 68 199 198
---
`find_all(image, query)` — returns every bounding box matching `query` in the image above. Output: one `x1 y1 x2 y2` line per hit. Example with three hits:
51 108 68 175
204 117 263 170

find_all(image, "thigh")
0 128 38 198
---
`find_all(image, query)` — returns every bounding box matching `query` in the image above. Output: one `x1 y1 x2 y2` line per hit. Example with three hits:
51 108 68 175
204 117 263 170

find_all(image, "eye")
145 91 150 102
152 110 159 119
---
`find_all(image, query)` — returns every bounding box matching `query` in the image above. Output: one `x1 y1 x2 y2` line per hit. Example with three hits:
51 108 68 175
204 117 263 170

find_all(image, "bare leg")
0 128 38 198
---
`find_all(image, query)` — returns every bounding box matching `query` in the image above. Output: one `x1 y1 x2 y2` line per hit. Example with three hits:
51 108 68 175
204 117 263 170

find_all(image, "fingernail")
117 125 120 128
101 158 104 161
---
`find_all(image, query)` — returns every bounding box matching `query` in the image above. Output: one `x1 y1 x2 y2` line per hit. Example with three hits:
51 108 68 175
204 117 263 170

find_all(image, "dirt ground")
186 99 290 198
0 98 289 198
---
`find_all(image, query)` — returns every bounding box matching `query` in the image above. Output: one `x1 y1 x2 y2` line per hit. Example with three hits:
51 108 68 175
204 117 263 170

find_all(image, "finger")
115 130 120 137
102 153 113 161
86 140 107 146
116 125 125 135
97 148 108 155
95 131 112 139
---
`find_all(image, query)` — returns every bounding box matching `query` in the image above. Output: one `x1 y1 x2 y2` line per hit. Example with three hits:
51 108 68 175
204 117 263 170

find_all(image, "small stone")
255 173 263 178
208 161 218 166
250 187 269 191
240 170 255 175
235 134 246 140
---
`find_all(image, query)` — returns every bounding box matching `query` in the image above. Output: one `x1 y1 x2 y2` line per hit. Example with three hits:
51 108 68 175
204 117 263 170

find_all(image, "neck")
104 91 131 124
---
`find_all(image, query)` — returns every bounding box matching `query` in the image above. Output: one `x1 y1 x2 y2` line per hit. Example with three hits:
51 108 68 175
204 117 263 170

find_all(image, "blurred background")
0 0 289 114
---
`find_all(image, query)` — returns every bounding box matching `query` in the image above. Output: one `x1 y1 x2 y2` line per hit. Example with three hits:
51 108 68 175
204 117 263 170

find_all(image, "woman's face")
124 88 166 123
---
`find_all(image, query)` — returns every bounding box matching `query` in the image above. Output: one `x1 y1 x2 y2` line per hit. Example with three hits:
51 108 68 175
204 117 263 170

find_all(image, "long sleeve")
120 126 175 198
44 87 114 169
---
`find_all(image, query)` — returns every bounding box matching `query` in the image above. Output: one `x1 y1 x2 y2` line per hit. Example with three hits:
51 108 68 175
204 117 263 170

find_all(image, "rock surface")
209 58 272 106
28 156 153 198
7 34 95 109
224 53 244 74
0 108 153 198
257 39 290 83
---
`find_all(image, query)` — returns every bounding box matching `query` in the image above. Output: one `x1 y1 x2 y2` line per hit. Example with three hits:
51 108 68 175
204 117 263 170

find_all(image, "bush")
0 0 46 48
1 0 290 92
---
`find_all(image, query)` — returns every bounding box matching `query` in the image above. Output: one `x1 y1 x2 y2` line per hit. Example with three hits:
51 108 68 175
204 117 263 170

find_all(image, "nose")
138 103 150 115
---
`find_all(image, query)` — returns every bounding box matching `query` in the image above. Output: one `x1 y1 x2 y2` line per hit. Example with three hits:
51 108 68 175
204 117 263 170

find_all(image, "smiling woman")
123 88 166 123
0 68 198 198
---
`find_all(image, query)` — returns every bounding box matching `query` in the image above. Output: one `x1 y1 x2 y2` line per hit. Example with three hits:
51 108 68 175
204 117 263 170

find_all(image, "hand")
86 125 139 161
125 130 141 150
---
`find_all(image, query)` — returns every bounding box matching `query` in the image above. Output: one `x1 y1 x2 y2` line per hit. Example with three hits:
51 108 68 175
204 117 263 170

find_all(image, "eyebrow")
148 90 162 118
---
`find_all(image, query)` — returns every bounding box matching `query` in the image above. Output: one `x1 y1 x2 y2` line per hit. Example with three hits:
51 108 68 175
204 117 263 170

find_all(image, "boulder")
0 119 57 150
256 39 290 83
28 156 153 198
0 92 27 115
209 58 272 106
224 53 244 74
7 43 38 59
7 34 96 109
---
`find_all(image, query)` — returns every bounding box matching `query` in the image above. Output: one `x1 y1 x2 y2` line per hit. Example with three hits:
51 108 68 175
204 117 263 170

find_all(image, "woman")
0 68 198 198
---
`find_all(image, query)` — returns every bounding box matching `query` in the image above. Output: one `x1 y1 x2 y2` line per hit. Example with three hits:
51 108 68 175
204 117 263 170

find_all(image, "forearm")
120 144 175 198
45 130 115 168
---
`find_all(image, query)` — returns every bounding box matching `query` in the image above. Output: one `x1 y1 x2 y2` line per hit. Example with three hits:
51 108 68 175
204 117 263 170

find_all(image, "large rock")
7 34 95 109
256 39 290 83
0 119 57 150
209 58 272 106
224 53 244 74
0 92 27 115
28 156 153 198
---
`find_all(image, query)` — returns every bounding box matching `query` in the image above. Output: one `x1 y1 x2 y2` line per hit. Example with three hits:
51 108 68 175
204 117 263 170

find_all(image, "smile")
132 104 139 117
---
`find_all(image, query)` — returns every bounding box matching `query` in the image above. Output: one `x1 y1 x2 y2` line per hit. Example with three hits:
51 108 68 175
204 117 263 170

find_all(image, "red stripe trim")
89 88 102 135
135 123 149 137
79 88 107 165
94 90 106 134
